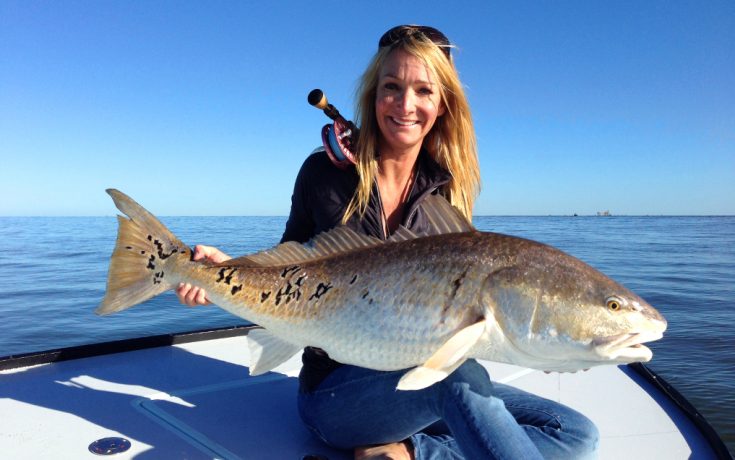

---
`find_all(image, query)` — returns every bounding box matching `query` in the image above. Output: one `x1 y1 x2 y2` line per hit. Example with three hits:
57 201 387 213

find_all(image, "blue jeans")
298 360 599 459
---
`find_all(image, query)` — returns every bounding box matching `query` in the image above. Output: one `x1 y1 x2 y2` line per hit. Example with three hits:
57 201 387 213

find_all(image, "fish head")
585 290 667 364
479 240 667 372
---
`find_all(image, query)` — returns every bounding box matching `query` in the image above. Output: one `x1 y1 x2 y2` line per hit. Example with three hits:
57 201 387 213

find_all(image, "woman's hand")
175 245 231 306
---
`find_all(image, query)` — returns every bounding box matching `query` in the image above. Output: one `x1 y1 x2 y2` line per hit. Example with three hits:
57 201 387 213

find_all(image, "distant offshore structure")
597 210 611 216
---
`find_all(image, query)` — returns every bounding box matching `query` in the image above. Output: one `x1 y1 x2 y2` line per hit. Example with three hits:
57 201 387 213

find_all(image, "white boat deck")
0 329 726 459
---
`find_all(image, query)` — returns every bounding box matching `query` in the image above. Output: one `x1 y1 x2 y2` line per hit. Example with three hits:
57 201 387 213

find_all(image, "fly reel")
308 89 359 169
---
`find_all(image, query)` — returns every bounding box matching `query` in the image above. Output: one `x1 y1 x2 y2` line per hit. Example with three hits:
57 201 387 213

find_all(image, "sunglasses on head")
378 25 451 59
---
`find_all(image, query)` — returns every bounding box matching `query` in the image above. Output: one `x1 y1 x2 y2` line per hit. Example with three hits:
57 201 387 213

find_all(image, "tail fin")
96 189 191 315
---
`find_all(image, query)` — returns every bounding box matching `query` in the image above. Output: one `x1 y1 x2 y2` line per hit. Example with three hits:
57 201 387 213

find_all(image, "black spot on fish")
126 246 133 250
281 265 300 278
309 282 333 301
215 268 237 284
231 284 243 295
442 270 468 320
153 239 177 260
361 290 369 299
260 291 271 303
147 235 152 241
295 275 306 287
141 251 146 255
450 270 467 299
146 255 156 270
276 281 297 305
349 275 357 284
224 269 236 285
152 271 165 285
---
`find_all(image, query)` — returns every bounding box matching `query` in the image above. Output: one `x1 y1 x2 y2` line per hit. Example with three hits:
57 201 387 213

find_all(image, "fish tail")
96 189 190 315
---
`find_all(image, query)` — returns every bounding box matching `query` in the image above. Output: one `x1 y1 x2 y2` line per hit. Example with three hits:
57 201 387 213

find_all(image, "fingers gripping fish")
97 189 666 390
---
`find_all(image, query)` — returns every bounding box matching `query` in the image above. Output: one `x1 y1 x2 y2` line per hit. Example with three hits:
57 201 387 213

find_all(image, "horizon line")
2 214 734 218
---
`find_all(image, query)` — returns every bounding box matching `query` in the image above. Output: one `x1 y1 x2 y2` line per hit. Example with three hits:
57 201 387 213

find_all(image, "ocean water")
0 215 733 453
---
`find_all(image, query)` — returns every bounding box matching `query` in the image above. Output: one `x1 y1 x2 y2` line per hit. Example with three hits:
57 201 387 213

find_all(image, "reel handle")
308 89 347 124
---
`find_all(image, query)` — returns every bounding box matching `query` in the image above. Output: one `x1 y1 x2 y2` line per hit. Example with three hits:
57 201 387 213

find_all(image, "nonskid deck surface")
0 332 724 459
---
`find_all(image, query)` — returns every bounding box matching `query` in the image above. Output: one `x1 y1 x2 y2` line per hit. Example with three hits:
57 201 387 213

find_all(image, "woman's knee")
577 416 600 453
561 409 600 457
441 360 494 395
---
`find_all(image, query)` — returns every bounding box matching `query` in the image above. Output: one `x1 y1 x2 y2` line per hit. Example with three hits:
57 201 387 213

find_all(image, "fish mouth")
592 330 664 362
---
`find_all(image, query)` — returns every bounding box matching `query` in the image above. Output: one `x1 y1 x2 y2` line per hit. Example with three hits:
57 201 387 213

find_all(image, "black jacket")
281 149 451 391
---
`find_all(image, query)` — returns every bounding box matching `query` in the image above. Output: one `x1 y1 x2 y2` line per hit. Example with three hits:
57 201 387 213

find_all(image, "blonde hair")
342 32 480 224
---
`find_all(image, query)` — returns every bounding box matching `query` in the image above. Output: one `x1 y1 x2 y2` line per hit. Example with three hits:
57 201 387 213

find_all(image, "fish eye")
606 297 622 312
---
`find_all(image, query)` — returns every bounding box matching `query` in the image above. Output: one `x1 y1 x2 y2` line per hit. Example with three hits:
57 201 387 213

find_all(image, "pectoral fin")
397 320 487 391
246 328 302 375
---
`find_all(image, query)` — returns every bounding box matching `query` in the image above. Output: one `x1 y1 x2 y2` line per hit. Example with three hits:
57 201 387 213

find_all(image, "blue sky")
1 1 733 216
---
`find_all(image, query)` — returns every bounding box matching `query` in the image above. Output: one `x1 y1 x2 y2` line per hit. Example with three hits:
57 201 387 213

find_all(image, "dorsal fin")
223 194 473 269
420 194 475 235
310 226 379 254
387 226 422 243
224 227 382 268
227 241 315 267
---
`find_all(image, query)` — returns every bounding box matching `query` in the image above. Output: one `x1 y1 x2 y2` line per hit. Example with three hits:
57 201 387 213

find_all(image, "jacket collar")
412 148 451 195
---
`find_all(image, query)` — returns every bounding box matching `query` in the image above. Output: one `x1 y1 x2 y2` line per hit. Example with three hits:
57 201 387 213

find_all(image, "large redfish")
97 189 666 390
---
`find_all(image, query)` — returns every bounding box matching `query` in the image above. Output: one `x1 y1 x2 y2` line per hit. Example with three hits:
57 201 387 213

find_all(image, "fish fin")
397 320 486 391
226 196 472 269
246 328 302 375
309 227 382 254
387 195 472 242
397 358 468 391
420 194 475 235
227 227 383 267
96 189 190 315
224 241 316 267
387 226 423 242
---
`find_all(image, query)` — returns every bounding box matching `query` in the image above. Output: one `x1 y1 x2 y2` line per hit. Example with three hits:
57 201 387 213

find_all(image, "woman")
178 25 599 460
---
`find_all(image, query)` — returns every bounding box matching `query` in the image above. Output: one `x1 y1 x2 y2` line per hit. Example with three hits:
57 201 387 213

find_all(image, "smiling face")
375 49 445 158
